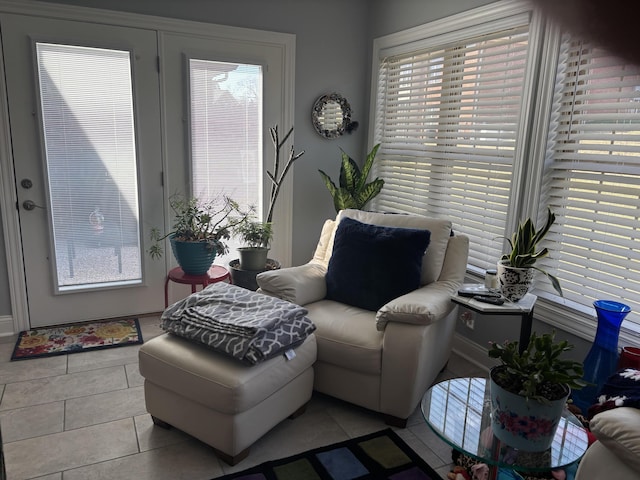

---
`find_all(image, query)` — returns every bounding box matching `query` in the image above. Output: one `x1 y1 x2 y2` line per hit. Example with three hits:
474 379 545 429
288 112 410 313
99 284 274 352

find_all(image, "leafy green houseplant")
497 207 562 301
148 194 252 275
234 220 273 270
318 143 384 213
488 331 586 451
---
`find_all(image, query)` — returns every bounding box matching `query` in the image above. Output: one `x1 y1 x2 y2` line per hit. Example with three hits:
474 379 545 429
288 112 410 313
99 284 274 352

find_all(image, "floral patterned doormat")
11 318 143 360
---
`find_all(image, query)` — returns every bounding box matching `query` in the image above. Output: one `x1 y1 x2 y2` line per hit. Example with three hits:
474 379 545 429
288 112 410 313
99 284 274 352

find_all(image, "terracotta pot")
497 260 534 302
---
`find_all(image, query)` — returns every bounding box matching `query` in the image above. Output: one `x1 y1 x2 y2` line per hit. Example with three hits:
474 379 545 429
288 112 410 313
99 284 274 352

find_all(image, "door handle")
22 200 45 211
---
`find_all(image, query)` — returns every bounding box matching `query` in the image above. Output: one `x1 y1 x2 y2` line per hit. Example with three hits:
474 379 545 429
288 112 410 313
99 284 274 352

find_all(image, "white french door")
1 14 166 326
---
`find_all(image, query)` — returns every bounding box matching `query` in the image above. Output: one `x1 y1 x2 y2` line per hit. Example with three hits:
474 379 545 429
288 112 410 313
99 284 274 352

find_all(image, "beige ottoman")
138 332 316 465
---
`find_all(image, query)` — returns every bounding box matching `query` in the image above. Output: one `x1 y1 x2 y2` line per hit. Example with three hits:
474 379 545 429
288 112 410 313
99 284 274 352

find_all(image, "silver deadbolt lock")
21 178 33 189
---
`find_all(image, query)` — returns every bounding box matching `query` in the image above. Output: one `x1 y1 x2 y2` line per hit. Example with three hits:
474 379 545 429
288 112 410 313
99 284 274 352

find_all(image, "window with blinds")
373 25 530 272
371 2 640 330
538 37 640 320
189 59 262 265
36 43 142 290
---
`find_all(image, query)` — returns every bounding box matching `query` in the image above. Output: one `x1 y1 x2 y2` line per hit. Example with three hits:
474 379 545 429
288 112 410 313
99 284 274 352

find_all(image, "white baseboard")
451 332 492 373
0 315 16 337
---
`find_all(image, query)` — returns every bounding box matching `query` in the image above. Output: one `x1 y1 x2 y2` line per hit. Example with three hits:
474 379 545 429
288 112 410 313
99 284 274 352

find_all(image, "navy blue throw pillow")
325 217 431 311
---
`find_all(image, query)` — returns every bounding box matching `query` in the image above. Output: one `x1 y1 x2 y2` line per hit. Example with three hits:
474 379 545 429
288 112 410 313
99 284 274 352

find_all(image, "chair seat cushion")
325 217 431 311
306 299 383 375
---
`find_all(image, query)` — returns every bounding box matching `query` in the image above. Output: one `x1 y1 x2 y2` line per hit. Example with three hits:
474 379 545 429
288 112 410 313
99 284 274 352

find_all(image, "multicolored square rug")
214 428 442 480
11 318 143 361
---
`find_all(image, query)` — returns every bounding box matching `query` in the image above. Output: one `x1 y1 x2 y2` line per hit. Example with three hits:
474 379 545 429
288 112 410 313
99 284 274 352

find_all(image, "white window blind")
373 25 530 271
189 59 262 264
539 36 640 325
37 43 142 290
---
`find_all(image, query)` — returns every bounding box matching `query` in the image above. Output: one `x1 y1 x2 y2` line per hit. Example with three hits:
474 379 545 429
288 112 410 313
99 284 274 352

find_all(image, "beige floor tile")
0 365 127 410
408 420 456 466
323 398 388 438
0 401 64 442
0 355 67 385
134 414 192 452
26 474 61 480
138 317 165 341
125 362 144 387
220 408 349 476
0 342 16 362
62 439 223 480
4 418 138 480
67 344 141 373
65 385 146 430
398 426 451 473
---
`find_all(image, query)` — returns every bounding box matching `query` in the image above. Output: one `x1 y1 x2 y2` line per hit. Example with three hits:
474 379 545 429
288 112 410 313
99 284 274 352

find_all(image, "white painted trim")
451 333 493 373
0 29 30 334
0 315 17 337
0 0 296 333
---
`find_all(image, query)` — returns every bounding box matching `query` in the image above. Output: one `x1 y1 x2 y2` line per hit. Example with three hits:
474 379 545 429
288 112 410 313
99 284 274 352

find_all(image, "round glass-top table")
421 377 589 479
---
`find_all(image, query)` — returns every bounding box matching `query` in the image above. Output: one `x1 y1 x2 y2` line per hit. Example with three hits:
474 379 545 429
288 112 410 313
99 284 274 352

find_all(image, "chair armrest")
375 280 460 331
256 262 327 305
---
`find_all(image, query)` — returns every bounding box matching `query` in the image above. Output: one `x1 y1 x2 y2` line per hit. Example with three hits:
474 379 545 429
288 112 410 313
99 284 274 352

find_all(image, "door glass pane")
189 59 262 265
36 43 142 291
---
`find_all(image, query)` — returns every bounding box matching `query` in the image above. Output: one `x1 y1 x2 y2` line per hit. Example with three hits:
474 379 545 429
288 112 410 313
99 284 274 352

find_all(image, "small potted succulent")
497 207 562 301
148 194 252 275
488 331 586 451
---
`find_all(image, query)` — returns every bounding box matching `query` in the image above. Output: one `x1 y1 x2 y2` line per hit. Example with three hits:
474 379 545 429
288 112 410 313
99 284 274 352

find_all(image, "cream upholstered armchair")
257 209 469 426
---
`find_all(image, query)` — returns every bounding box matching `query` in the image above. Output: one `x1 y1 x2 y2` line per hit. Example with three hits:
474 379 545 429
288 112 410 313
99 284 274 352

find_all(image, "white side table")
452 283 537 351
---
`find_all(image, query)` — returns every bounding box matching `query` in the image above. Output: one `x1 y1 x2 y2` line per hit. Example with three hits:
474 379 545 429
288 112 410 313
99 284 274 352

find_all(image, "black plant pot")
229 258 280 291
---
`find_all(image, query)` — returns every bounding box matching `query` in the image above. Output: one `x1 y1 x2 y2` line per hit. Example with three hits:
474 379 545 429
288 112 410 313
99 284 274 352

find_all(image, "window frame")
369 0 640 346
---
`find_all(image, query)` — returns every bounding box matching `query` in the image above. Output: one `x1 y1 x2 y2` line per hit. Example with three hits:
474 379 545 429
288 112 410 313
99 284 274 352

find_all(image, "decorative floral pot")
489 366 569 451
170 236 217 275
237 247 269 271
571 300 631 414
497 260 534 302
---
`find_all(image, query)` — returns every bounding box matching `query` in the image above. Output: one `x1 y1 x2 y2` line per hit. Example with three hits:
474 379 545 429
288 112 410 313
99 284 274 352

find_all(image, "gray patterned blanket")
162 282 315 364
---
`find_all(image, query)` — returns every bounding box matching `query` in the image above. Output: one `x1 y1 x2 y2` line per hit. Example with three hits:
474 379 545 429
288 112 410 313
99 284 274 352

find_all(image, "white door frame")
0 0 295 335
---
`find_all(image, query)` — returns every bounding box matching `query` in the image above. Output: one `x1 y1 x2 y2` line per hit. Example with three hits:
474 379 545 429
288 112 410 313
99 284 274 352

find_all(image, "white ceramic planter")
497 260 534 302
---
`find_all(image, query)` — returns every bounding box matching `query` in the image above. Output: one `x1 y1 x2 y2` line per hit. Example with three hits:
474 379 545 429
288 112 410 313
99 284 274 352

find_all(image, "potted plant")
229 125 304 289
148 194 251 275
234 220 273 270
497 207 562 301
318 143 384 213
488 331 586 451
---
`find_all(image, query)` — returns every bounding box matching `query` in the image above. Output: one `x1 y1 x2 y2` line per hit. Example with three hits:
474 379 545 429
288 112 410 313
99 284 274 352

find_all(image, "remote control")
473 295 505 305
458 288 501 298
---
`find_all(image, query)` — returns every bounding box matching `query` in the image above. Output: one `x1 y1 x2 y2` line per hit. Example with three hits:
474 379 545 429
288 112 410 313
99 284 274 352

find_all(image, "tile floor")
0 316 486 480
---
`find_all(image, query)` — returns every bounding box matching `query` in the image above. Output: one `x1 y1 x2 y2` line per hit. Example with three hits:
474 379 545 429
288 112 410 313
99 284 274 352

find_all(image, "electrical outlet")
460 310 475 330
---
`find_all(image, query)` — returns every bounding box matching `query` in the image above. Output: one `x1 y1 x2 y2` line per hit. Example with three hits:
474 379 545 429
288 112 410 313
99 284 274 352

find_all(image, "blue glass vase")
571 300 631 415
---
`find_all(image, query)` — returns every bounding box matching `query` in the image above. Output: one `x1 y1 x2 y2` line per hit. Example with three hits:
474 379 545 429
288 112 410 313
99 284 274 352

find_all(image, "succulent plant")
488 331 587 404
